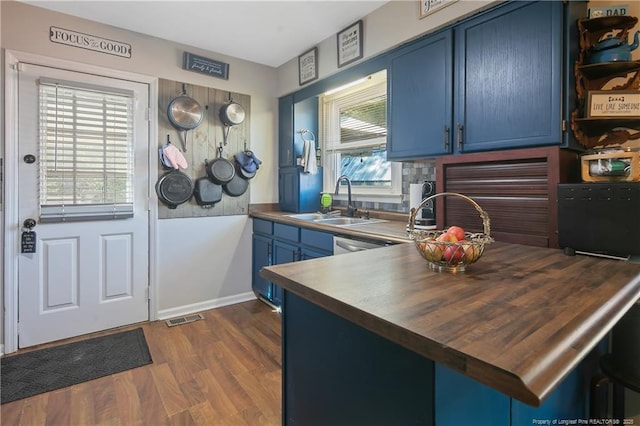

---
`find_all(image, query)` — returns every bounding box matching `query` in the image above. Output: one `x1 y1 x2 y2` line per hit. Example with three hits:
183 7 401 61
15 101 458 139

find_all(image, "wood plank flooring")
1 300 281 426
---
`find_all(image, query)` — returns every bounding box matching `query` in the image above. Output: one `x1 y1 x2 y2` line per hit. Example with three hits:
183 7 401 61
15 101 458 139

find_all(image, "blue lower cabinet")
435 364 510 426
252 219 333 308
282 290 603 426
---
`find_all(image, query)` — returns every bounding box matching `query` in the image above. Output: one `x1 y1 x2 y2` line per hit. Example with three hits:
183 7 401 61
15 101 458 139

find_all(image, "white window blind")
38 79 135 222
322 70 401 197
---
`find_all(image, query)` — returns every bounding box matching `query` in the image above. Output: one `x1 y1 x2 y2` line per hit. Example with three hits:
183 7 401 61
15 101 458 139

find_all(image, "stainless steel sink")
313 217 387 226
285 212 387 226
285 213 325 221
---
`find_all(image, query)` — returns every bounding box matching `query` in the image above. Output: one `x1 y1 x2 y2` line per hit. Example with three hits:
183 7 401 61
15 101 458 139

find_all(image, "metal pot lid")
168 94 204 130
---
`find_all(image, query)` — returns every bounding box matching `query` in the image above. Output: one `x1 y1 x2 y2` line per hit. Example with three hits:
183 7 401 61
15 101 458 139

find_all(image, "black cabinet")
558 182 640 257
387 1 585 160
252 218 333 307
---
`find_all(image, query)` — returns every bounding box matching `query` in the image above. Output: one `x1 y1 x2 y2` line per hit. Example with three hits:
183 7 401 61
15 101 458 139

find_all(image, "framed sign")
337 20 363 68
183 52 229 80
419 0 458 18
298 47 318 86
587 90 640 118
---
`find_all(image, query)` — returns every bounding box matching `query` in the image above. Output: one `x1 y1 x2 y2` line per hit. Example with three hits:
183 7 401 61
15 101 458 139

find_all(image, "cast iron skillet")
205 146 235 184
156 170 194 209
223 173 249 197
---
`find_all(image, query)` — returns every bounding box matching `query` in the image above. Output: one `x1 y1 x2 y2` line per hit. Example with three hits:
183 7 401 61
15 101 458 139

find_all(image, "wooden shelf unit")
572 16 640 149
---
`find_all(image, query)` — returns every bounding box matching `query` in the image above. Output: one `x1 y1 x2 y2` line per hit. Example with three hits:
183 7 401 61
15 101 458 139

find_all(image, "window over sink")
321 70 402 203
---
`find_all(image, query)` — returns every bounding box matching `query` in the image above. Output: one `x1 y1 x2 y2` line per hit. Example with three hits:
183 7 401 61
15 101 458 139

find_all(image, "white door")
17 63 150 348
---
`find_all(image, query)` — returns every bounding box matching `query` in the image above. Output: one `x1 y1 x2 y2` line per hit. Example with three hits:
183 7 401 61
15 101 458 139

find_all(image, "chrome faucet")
335 175 356 217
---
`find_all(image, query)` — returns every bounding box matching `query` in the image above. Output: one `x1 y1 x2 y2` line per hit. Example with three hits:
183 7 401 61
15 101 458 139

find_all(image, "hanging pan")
167 84 204 151
219 99 245 127
194 176 222 208
156 170 194 209
223 173 249 197
205 145 235 184
219 97 245 146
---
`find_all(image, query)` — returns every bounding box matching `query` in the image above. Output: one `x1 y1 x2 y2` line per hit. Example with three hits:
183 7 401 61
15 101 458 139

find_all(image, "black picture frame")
298 47 318 86
337 20 363 68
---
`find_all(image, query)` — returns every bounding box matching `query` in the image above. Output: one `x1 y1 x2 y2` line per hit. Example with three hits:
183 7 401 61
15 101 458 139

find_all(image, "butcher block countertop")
260 241 640 407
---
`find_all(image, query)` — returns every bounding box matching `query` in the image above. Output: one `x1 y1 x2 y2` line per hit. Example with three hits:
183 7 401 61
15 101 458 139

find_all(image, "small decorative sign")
419 0 458 18
21 231 36 254
50 27 131 58
588 4 628 18
183 52 229 80
587 90 640 118
337 20 363 68
298 47 318 86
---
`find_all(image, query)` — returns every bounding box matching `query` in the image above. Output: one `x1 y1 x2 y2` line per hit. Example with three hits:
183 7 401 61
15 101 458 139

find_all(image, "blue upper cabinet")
388 29 453 160
454 1 564 153
279 95 295 167
387 1 585 160
279 95 319 167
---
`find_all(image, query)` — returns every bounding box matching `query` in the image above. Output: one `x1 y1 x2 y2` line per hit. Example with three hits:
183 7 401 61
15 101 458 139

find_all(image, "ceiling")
22 0 390 67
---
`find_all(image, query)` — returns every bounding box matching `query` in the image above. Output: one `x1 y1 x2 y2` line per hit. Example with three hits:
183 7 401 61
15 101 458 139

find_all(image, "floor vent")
165 313 204 327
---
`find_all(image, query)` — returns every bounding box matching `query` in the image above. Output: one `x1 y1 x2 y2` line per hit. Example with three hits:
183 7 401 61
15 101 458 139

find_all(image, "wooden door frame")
3 50 159 354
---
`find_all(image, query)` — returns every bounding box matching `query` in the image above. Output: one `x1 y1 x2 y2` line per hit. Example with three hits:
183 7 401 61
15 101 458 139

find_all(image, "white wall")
0 0 278 325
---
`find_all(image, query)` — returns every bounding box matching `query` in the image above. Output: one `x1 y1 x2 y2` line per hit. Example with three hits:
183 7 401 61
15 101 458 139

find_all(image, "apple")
446 225 465 241
422 238 444 262
437 232 458 243
462 241 482 263
443 243 465 263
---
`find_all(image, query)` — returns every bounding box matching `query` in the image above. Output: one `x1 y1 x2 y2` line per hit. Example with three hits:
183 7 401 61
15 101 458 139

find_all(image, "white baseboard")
157 292 257 320
0 344 4 356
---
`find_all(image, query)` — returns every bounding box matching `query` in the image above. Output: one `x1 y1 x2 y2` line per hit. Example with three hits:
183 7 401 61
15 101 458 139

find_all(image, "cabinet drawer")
274 223 300 243
301 228 334 253
253 218 273 236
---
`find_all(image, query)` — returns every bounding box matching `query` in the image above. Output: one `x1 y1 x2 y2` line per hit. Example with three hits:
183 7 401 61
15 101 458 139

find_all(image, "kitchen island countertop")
261 240 640 407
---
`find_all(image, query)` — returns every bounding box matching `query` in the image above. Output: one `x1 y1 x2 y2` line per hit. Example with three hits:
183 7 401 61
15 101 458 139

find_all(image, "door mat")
1 328 152 404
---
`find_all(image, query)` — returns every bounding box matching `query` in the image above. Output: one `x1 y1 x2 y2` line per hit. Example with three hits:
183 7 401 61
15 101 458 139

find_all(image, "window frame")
38 79 136 222
320 70 402 203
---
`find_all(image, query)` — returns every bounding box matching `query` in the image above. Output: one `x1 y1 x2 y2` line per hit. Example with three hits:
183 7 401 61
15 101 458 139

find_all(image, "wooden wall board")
157 79 251 219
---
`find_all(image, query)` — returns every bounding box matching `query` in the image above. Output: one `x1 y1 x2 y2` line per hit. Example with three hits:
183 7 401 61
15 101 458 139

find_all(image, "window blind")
38 80 135 222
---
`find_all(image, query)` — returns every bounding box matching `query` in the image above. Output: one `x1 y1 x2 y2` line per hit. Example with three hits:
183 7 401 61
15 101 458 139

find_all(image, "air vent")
165 313 204 327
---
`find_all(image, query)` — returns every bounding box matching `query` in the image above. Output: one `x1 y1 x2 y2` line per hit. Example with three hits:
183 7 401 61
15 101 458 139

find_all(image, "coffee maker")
411 180 436 228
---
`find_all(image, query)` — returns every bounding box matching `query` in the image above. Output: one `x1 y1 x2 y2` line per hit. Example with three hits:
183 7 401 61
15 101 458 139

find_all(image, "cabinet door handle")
456 123 464 151
443 126 450 151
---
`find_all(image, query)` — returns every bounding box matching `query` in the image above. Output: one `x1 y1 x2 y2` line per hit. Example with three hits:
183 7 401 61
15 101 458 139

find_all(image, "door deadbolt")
23 154 36 164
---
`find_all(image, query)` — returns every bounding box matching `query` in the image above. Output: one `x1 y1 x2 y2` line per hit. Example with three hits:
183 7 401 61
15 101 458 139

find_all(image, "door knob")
23 218 36 230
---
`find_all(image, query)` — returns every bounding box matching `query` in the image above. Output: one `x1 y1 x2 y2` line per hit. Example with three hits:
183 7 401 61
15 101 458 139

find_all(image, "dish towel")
302 138 318 175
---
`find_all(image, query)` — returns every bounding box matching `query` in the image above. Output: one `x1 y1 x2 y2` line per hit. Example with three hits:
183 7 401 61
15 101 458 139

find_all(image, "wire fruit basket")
408 192 494 273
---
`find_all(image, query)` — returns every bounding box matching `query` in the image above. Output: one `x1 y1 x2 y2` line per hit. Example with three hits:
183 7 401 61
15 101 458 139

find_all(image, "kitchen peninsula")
261 241 640 425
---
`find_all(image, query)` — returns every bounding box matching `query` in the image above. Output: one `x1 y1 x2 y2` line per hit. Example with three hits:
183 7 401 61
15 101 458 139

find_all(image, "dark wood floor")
1 300 282 425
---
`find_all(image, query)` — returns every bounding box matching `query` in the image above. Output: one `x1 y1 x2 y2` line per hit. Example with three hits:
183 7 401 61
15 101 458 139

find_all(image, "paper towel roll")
410 183 424 211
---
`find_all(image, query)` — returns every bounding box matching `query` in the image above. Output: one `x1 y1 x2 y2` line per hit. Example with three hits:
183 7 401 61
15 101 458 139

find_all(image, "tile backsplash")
333 159 436 213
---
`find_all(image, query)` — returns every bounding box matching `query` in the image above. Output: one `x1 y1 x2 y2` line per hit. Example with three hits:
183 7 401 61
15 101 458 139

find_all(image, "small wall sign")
587 90 640 118
50 27 131 58
183 52 229 80
419 0 458 19
298 47 318 86
588 4 628 18
337 20 363 68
